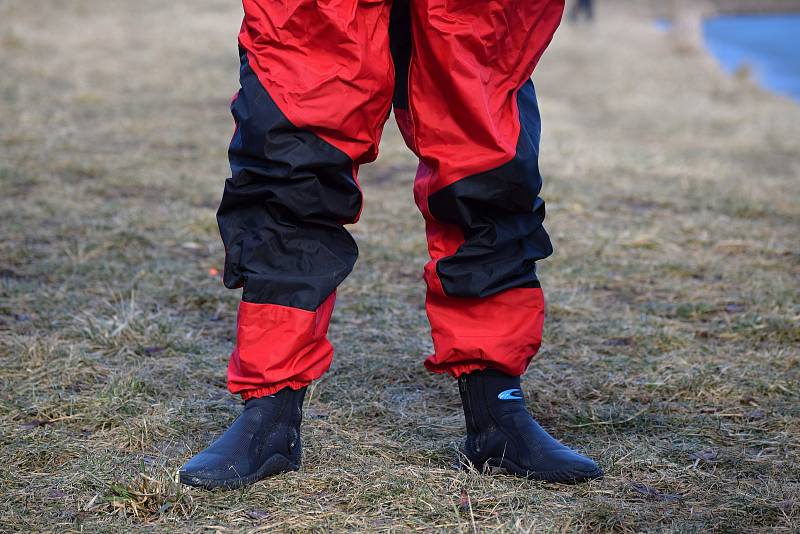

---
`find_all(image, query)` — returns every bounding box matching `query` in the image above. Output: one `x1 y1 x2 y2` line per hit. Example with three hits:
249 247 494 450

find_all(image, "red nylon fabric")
228 293 336 398
404 0 564 194
238 0 394 164
423 287 546 378
228 0 563 398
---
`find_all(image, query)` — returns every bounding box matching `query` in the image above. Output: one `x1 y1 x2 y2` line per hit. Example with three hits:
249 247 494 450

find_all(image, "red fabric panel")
405 0 564 194
228 293 336 399
412 161 463 295
394 1 562 377
424 287 546 378
393 108 416 154
238 0 394 165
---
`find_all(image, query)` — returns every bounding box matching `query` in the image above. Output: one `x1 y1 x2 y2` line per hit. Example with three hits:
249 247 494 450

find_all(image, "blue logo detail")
497 388 523 401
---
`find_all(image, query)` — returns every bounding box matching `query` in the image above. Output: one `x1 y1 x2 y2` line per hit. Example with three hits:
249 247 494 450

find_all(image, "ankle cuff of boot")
240 381 310 400
464 368 522 388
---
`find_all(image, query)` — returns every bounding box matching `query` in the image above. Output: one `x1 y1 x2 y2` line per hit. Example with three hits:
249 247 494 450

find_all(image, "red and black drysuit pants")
218 0 563 399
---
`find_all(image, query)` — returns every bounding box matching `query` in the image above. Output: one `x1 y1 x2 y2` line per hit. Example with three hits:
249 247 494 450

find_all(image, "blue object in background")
653 19 673 32
702 14 800 102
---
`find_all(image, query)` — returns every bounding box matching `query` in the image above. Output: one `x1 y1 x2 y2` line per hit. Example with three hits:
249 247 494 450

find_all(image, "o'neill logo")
497 388 523 401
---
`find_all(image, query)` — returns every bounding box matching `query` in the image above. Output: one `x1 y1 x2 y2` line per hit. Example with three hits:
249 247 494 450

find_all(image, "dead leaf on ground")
459 487 471 513
690 449 718 466
630 482 681 502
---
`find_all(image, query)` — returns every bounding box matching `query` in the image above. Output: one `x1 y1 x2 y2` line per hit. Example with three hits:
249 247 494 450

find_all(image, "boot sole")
489 456 603 484
462 455 603 484
179 453 299 490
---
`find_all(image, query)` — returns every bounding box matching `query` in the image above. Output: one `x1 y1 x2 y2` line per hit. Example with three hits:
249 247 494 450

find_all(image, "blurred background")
1 0 798 531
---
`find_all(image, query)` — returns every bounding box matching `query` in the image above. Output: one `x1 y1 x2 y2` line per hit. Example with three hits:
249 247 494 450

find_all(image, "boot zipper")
459 376 480 451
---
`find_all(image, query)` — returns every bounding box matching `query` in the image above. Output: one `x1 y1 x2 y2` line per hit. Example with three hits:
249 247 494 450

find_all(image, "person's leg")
399 0 557 389
569 0 581 21
393 0 602 483
585 0 594 21
181 0 394 489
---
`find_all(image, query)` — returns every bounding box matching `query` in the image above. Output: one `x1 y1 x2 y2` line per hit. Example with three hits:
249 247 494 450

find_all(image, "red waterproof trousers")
217 0 564 399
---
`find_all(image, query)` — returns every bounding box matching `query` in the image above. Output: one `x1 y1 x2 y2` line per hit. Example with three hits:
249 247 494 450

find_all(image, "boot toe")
567 456 604 481
536 449 603 483
179 451 250 487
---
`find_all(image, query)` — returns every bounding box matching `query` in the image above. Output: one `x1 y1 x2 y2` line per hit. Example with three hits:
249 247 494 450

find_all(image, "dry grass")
1 0 798 532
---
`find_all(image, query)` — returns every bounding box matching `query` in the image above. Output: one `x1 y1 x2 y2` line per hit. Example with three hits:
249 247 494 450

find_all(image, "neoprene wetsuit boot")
179 386 306 490
458 369 603 483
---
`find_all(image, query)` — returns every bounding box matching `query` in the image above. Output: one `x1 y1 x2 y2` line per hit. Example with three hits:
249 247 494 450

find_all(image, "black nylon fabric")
427 80 553 298
217 50 362 310
389 0 411 110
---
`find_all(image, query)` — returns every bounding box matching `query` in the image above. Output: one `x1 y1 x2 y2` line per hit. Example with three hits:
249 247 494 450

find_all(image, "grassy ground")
1 1 798 532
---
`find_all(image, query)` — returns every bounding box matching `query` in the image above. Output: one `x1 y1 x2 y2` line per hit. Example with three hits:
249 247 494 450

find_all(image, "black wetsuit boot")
458 369 603 483
179 386 305 490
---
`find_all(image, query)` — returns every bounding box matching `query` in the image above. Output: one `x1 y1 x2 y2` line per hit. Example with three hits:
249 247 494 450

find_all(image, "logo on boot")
498 388 523 401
